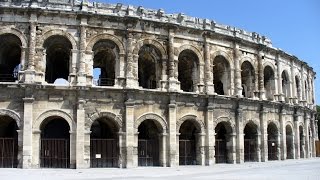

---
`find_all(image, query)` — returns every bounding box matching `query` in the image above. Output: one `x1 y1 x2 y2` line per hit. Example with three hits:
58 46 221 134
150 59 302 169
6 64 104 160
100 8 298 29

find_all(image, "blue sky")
95 0 320 104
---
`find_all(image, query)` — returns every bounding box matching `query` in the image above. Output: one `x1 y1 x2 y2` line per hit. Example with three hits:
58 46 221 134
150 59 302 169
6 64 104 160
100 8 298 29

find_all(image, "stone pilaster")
204 35 214 95
126 33 138 89
168 30 178 92
234 44 242 97
257 131 262 162
260 104 268 162
276 53 283 101
258 52 265 100
168 95 177 166
124 94 135 168
205 99 215 165
76 99 86 168
235 104 244 163
25 15 37 83
304 114 310 158
160 133 167 167
279 106 287 160
196 133 206 165
294 115 300 159
229 133 237 164
77 20 87 86
22 97 34 168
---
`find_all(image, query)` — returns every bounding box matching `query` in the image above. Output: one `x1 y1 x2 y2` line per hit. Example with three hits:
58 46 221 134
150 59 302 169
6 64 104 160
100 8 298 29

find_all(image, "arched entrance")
212 55 231 95
281 71 290 102
267 123 278 161
90 118 119 168
286 125 294 159
40 117 70 168
215 122 233 163
299 126 305 158
138 45 162 89
0 34 21 82
264 66 275 101
137 120 161 166
0 116 18 168
178 50 199 92
244 122 258 162
179 120 200 165
241 61 255 98
92 39 118 86
44 35 72 84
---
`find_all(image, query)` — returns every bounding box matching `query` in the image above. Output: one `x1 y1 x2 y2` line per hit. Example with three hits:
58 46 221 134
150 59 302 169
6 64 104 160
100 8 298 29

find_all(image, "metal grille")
0 74 16 82
316 141 320 157
179 140 196 165
215 139 227 163
244 139 256 162
138 139 159 166
90 139 119 168
268 140 278 160
0 138 17 168
40 139 70 168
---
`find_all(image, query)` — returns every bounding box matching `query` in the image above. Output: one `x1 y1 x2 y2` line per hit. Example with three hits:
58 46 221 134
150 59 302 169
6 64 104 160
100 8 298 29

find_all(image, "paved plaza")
0 158 319 180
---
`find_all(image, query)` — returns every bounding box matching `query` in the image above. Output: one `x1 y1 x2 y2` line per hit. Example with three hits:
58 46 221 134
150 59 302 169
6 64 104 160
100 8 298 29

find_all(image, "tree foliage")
317 105 320 139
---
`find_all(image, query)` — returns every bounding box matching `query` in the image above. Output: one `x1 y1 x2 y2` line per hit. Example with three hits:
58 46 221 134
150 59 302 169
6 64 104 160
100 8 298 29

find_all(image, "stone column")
77 22 87 86
126 33 138 89
70 49 79 85
160 133 167 167
260 104 268 162
116 52 126 87
258 52 265 100
229 133 237 164
311 114 317 157
168 96 177 166
279 107 286 160
196 133 205 166
70 131 77 168
277 132 281 160
16 130 23 168
276 53 283 101
305 115 310 158
18 48 27 82
294 118 300 159
234 44 242 97
235 104 244 163
176 133 180 165
204 36 214 95
256 131 262 162
168 30 178 92
118 131 124 168
125 95 135 168
76 99 86 168
290 60 297 104
300 65 306 106
205 100 215 165
25 18 37 83
22 97 34 168
160 58 168 91
32 130 40 168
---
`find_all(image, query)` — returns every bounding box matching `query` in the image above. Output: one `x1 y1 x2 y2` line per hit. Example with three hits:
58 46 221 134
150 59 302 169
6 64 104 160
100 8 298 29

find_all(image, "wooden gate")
138 139 159 166
316 141 320 157
179 140 196 165
0 138 17 168
90 139 119 168
244 139 256 162
215 139 227 163
268 140 278 160
40 139 70 168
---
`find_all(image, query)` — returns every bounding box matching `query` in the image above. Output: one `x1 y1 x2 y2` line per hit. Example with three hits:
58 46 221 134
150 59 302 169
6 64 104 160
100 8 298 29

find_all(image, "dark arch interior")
178 50 198 92
138 45 161 89
41 117 70 139
286 125 294 159
215 122 232 164
241 61 255 98
0 116 18 168
93 40 118 86
0 34 21 82
179 120 199 165
295 76 300 98
264 66 275 100
213 56 230 95
90 118 118 139
138 120 161 166
281 71 289 98
44 35 72 83
299 126 304 158
244 122 258 162
179 120 199 140
267 123 278 161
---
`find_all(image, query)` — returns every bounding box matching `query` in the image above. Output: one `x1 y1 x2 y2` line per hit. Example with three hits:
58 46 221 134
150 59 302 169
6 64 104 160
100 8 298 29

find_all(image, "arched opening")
213 55 230 95
0 34 21 82
264 66 275 101
299 126 304 158
241 61 255 98
281 71 290 102
244 122 258 162
138 120 161 166
90 117 119 168
178 50 199 92
267 123 278 161
44 35 72 84
0 116 18 168
295 76 301 100
40 117 70 168
179 120 200 165
138 45 161 89
286 125 294 159
92 40 118 86
215 122 233 163
304 80 308 102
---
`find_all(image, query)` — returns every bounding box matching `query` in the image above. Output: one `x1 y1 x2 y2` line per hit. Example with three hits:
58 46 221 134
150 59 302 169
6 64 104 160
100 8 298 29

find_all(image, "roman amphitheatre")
0 0 317 169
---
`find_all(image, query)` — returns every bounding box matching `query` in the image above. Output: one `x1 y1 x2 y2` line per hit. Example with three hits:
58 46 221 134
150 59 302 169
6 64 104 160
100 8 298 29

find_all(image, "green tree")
317 105 320 139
